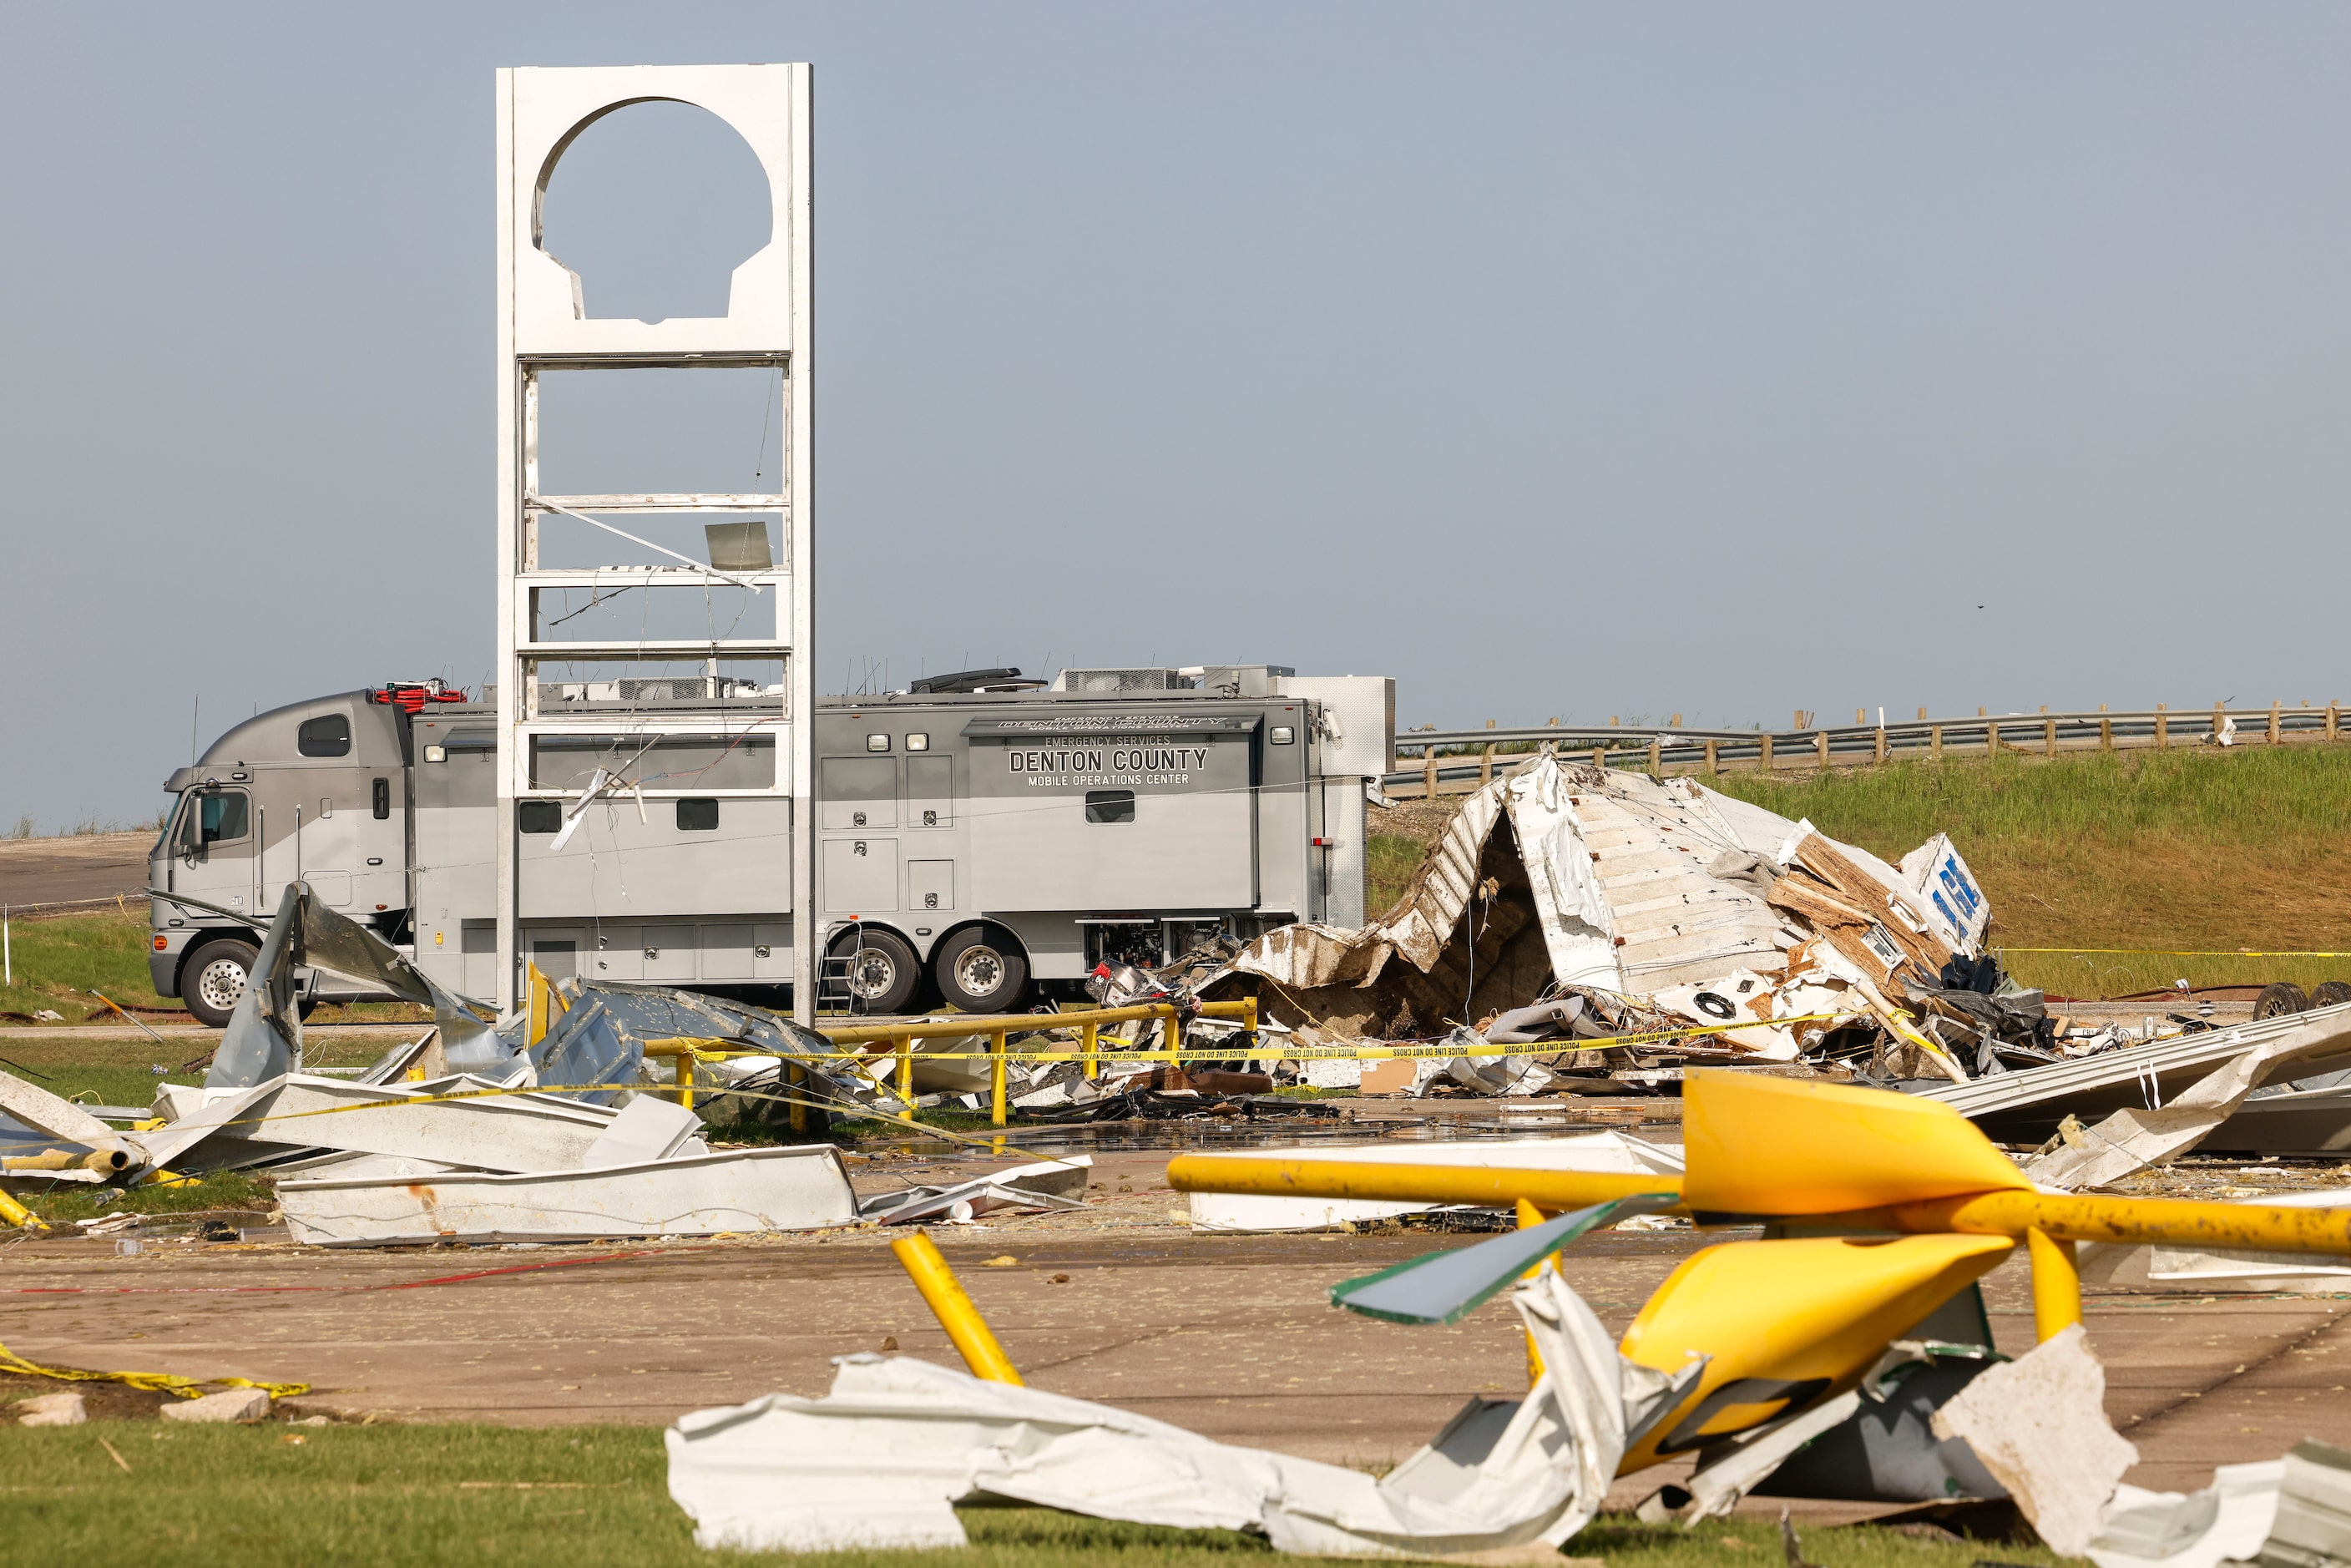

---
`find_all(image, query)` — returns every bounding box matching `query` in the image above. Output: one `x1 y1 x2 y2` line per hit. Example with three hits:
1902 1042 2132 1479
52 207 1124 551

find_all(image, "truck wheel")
2312 981 2351 1010
933 927 1029 1014
183 938 260 1029
830 928 921 1014
2253 982 2311 1020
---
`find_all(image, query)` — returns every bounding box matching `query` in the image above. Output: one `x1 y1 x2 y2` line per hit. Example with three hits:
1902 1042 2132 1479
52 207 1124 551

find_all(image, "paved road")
0 832 150 909
3 1156 2339 1515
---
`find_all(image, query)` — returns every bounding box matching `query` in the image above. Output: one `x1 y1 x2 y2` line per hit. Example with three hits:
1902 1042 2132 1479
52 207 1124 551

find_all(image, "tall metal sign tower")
492 65 816 1024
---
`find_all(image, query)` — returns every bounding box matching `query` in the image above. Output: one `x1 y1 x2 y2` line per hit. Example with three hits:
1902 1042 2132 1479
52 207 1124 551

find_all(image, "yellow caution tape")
804 1010 1863 1063
0 1338 308 1400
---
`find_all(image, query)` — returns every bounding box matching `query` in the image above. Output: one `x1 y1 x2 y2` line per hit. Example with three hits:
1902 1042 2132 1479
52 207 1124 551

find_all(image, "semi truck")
147 668 1393 1027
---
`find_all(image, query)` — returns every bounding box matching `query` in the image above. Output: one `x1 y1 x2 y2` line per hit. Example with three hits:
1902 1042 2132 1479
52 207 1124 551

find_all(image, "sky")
3 4 2347 829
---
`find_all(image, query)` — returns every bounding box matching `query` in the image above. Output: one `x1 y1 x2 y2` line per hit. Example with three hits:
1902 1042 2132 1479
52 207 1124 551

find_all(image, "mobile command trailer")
148 673 1393 1025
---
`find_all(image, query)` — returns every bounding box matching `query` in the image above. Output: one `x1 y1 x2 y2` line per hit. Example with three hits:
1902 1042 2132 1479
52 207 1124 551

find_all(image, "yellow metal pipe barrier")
897 1039 913 1099
1081 1020 1098 1078
1514 1196 1547 1385
2027 1227 2081 1342
819 999 1256 1047
990 1029 1010 1127
0 1187 46 1231
1168 1158 2351 1262
890 1230 1024 1384
1167 1156 1679 1215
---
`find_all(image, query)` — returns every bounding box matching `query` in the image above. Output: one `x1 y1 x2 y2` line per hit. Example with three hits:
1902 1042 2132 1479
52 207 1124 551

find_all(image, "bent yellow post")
890 1230 1024 1384
2026 1227 2081 1341
1515 1197 1547 1386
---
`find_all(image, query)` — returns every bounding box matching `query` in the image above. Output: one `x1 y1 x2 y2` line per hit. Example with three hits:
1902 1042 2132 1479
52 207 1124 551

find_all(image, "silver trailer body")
149 675 1391 1023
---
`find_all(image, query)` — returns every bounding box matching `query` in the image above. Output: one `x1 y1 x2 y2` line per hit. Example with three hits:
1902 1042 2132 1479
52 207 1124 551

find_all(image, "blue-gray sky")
3 4 2346 829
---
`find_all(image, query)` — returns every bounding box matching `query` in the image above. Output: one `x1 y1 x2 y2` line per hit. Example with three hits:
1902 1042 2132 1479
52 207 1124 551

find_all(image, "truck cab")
150 688 422 1025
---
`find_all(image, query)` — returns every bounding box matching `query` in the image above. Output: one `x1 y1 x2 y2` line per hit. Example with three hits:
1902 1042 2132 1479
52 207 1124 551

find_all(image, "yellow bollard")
891 1230 1024 1384
1163 1006 1181 1066
674 1050 695 1111
896 1034 913 1100
2028 1227 2081 1342
1515 1196 1548 1385
1081 1020 1098 1079
990 1030 1009 1126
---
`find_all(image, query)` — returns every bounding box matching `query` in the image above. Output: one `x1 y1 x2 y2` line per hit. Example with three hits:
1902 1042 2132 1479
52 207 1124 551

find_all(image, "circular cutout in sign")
1691 991 1738 1020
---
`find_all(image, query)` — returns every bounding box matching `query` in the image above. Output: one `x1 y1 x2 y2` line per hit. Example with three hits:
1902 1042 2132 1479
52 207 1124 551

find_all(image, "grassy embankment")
0 1419 2057 1568
0 904 427 1028
1368 746 2351 999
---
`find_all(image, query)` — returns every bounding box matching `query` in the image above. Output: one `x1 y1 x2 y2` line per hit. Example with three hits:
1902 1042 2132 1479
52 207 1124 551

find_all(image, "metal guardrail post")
988 1029 1009 1126
891 1230 1024 1383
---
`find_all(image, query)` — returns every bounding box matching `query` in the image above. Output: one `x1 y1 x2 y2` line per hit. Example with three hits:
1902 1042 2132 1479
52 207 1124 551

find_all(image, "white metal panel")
279 1145 855 1244
823 838 899 912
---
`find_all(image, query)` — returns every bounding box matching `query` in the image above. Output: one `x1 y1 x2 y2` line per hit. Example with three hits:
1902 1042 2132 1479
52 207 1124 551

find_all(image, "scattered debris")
13 1392 86 1427
1929 1325 2139 1556
665 1267 1696 1556
858 1156 1092 1227
161 1388 273 1424
1193 756 2029 1089
2091 1439 2351 1568
277 1146 857 1246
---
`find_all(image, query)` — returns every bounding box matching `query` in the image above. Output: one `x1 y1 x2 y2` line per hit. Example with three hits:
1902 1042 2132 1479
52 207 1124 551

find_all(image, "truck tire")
183 938 260 1029
933 927 1029 1014
2313 981 2351 1010
831 927 922 1015
2253 982 2311 1020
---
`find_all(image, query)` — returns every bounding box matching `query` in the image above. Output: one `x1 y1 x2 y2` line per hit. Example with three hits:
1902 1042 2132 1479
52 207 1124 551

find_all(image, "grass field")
0 1419 2055 1568
1369 746 2351 999
0 906 428 1026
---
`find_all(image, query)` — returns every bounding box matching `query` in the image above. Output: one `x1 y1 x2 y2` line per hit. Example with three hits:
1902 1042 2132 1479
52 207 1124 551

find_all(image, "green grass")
15 1168 277 1226
0 1420 2054 1568
0 907 431 1027
0 908 171 1019
1367 832 1428 918
1709 746 2351 996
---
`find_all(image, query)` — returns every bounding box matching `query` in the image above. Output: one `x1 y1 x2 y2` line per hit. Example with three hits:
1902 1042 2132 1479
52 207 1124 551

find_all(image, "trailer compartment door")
963 714 1256 911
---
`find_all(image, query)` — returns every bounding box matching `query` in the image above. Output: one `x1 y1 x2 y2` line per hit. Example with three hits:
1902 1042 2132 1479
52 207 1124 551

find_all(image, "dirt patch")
0 1369 174 1422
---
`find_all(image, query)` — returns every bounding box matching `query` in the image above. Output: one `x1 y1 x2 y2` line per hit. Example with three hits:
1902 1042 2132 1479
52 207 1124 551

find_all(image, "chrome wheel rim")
848 947 898 1001
195 956 248 1013
953 944 1005 998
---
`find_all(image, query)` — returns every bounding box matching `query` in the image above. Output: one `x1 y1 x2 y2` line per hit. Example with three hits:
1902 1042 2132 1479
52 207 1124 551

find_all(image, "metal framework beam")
494 63 816 1024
